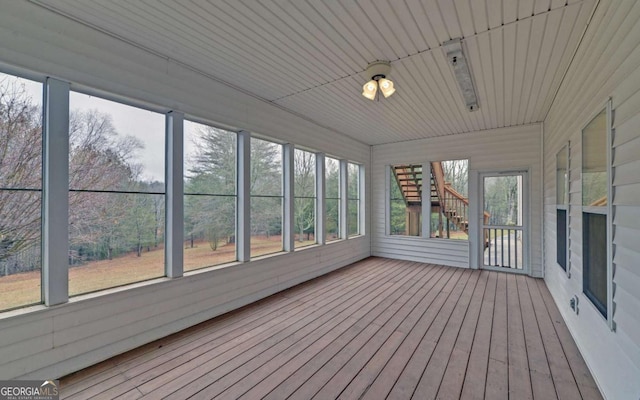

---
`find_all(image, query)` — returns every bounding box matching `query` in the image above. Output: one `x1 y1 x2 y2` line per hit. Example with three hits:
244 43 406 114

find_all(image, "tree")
249 138 282 238
148 181 165 248
68 109 144 262
0 76 42 273
347 164 360 236
442 159 468 197
389 168 407 234
484 176 519 226
325 158 340 239
122 184 162 257
185 126 236 249
294 150 315 242
2 73 165 275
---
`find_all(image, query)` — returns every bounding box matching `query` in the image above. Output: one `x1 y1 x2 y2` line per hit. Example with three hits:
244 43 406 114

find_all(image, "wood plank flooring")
60 258 603 399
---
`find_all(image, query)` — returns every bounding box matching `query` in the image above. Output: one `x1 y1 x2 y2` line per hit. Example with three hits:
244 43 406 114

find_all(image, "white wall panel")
372 124 543 275
543 1 640 398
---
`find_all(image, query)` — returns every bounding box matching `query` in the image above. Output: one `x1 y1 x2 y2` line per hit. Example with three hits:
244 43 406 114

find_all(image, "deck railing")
483 227 523 269
431 162 490 241
442 183 469 232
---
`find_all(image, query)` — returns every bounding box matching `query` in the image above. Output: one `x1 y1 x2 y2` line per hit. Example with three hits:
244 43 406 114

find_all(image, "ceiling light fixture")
442 38 478 112
362 61 395 100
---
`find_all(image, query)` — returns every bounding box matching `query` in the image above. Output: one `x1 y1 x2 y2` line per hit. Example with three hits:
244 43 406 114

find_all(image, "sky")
2 72 206 184
70 92 166 183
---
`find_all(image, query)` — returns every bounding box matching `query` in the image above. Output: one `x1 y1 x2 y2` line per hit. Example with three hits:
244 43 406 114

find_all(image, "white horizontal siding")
372 237 469 268
0 1 372 380
371 124 542 275
0 238 369 379
543 1 640 398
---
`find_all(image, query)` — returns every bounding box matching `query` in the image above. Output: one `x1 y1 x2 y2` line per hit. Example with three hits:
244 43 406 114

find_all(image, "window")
390 164 422 236
348 163 361 237
582 109 609 318
430 160 469 240
325 157 341 242
557 209 567 268
1 69 371 312
294 149 316 248
0 72 43 311
250 138 283 257
556 144 569 271
183 122 236 271
68 92 165 295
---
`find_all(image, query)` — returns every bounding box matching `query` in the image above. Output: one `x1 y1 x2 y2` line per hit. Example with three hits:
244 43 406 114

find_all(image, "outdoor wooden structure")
59 258 602 400
392 162 490 241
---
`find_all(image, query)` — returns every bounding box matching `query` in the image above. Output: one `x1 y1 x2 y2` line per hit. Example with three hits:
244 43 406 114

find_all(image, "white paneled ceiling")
32 0 595 145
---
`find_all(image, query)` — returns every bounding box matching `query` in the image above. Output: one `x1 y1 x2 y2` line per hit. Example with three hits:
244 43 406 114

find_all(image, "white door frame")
478 170 530 274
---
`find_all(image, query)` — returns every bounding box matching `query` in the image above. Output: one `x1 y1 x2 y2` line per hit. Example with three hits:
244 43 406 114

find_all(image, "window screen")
583 213 607 317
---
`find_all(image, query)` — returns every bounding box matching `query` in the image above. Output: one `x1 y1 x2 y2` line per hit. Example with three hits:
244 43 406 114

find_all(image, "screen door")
480 172 528 273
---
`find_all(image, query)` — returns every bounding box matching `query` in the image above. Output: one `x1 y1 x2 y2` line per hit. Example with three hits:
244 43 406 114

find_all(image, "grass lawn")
0 235 316 312
429 231 469 240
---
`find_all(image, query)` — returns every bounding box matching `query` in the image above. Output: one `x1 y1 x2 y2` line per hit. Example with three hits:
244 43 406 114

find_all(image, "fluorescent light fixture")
442 38 478 111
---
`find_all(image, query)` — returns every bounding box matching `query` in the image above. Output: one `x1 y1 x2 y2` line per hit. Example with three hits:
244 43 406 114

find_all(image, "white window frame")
386 160 470 242
290 147 318 250
555 143 570 276
2 63 370 313
386 163 425 238
580 99 614 331
346 162 364 238
428 159 470 241
181 118 240 273
323 156 342 243
248 136 286 258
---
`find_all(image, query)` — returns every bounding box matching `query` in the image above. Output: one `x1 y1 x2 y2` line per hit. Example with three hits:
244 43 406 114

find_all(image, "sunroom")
0 0 638 399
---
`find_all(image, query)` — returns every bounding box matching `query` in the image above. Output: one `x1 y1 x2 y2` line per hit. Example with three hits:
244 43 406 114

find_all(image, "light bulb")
378 78 395 98
362 80 377 100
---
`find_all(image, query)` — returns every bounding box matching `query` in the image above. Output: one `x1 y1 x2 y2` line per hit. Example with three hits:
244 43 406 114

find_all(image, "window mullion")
43 77 70 306
165 111 184 278
316 153 326 245
283 144 294 252
359 164 365 236
340 160 348 240
237 131 251 262
421 163 429 238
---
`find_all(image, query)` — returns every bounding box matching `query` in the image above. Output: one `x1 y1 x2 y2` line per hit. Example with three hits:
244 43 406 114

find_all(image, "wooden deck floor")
60 258 603 400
